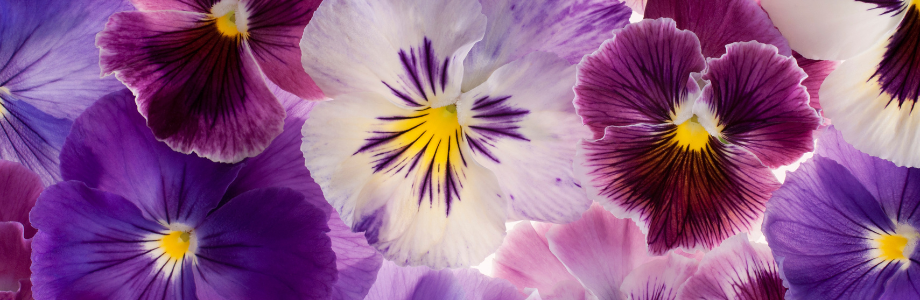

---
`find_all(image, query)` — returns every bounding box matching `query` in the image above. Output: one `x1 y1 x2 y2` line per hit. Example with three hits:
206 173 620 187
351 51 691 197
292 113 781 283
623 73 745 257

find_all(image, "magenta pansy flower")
29 86 382 299
97 0 325 163
0 160 42 300
573 15 820 254
0 0 131 184
299 0 632 268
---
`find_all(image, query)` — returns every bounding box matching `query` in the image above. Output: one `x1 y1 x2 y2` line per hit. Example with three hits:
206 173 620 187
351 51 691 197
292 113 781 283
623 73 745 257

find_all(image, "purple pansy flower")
365 260 528 300
492 204 654 299
97 0 326 163
29 86 382 299
573 17 820 254
0 160 42 300
763 0 920 167
763 126 920 300
299 0 632 268
0 0 131 185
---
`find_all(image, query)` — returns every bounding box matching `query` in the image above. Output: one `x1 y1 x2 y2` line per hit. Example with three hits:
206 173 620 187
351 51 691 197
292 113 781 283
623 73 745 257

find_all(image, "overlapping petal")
793 52 839 114
619 254 698 300
678 235 786 299
0 0 131 184
0 223 31 299
366 260 525 300
493 222 582 299
0 160 42 238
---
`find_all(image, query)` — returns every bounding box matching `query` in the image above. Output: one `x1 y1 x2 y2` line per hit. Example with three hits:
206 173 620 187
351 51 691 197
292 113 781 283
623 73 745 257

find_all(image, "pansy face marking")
148 223 198 264
870 224 920 266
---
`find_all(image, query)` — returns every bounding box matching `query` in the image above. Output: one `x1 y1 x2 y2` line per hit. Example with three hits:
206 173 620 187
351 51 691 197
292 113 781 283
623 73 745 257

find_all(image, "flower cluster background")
1 0 919 299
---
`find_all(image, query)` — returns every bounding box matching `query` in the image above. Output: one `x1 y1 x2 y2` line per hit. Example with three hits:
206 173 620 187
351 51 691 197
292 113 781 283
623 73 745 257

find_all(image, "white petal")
761 0 904 60
457 52 592 223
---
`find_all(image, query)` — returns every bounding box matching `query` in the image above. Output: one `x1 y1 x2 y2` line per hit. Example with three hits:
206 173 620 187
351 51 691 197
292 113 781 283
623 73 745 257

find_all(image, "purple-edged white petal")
300 0 486 108
98 10 285 163
493 222 584 298
677 234 786 299
365 260 464 300
193 188 337 300
0 223 31 298
461 0 631 90
696 42 819 168
0 160 42 238
645 0 791 58
620 254 698 300
545 204 653 299
458 52 591 223
60 89 240 228
761 0 904 60
302 93 506 268
574 18 706 138
30 182 195 299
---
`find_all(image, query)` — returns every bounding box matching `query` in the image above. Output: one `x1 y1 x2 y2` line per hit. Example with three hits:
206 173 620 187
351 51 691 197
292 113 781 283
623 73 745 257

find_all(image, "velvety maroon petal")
575 123 780 254
244 0 325 100
0 161 41 238
130 0 218 12
574 19 706 138
98 10 285 163
645 0 791 58
0 223 31 298
698 42 820 168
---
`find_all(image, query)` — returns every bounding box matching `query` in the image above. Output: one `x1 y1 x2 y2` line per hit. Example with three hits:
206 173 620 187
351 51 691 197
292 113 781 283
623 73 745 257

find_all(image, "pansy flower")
763 0 920 167
0 160 42 300
299 0 631 267
573 17 820 254
365 260 528 300
0 0 131 184
763 126 920 299
97 0 325 163
30 87 382 299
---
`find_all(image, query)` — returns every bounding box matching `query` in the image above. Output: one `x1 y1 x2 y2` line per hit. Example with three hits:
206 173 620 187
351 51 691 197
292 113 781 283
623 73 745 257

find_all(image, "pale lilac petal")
365 260 464 300
620 254 698 300
677 235 786 299
493 222 582 297
327 210 384 300
454 268 526 300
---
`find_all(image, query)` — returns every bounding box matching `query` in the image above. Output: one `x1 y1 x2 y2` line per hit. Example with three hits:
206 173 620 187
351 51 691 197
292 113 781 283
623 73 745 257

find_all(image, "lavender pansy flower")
365 260 528 300
299 0 631 268
30 87 382 299
0 0 131 185
97 0 325 163
763 126 920 300
574 18 820 254
0 160 42 300
763 0 920 167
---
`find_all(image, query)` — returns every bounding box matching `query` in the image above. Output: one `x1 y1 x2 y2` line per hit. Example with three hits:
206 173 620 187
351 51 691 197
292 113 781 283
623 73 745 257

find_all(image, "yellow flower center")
159 231 193 260
876 234 909 261
674 115 710 151
215 11 242 37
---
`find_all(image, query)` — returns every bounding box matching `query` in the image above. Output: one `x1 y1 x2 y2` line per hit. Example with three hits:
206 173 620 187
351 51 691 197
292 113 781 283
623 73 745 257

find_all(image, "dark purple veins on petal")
875 3 920 109
856 0 907 15
732 260 787 300
0 96 71 184
382 38 451 107
465 95 529 163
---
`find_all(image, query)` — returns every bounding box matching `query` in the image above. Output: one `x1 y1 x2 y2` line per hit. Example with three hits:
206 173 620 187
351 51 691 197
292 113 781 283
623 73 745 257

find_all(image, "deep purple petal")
763 156 906 300
492 222 582 297
193 187 336 300
365 260 463 300
0 96 71 185
645 0 790 58
620 254 698 300
698 42 820 168
0 222 31 296
0 160 41 238
244 0 325 100
574 18 706 138
677 235 786 300
461 0 631 89
545 204 653 299
61 89 240 228
98 10 285 163
130 0 217 12
575 123 780 254
30 181 195 299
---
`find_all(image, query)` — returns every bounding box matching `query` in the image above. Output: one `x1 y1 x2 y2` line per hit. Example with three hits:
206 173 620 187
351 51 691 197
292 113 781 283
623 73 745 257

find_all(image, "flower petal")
761 0 904 60
60 89 240 228
31 181 195 299
0 96 71 185
0 222 31 296
677 234 786 299
130 0 217 12
793 52 840 113
98 10 285 163
620 254 698 300
365 260 464 300
545 204 653 299
454 268 526 300
575 123 780 254
326 210 384 300
819 9 920 167
302 93 506 268
193 188 337 300
461 0 631 90
574 18 706 138
763 156 908 300
644 0 791 58
0 160 42 238
244 0 325 100
696 42 820 168
493 222 583 298
300 0 486 108
458 52 591 223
